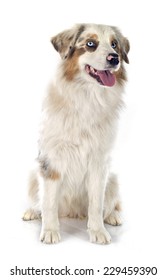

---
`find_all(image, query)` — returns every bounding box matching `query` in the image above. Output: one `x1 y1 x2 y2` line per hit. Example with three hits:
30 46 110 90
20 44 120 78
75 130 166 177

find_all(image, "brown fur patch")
39 157 60 181
63 47 86 80
114 65 127 85
48 170 60 180
78 33 98 43
115 202 122 211
87 33 98 41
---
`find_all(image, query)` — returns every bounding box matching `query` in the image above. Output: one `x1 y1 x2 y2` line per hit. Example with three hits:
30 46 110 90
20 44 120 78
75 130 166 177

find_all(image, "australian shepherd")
23 23 130 244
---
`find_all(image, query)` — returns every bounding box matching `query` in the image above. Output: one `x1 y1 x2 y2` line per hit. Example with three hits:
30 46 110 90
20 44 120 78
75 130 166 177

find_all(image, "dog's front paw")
88 228 111 244
40 230 61 244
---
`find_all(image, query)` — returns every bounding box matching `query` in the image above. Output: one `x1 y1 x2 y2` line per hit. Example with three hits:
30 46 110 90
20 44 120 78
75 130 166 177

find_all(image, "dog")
23 23 130 244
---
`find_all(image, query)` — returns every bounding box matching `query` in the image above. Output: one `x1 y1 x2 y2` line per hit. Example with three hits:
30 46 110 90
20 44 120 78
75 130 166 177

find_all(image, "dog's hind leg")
104 174 122 226
23 169 41 221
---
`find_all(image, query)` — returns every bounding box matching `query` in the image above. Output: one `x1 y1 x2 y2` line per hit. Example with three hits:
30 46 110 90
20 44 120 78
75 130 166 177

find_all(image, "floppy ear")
122 37 130 64
51 25 85 59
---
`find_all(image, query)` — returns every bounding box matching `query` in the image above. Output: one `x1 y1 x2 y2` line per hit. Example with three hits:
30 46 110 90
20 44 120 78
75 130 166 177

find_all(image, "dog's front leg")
87 163 111 244
40 178 61 244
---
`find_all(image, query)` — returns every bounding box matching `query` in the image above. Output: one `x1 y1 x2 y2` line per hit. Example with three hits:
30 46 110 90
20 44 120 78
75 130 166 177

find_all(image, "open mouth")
85 65 116 87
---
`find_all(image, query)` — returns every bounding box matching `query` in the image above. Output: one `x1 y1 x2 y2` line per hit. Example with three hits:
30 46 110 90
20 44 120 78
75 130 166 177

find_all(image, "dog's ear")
51 25 85 59
51 28 76 59
122 37 130 64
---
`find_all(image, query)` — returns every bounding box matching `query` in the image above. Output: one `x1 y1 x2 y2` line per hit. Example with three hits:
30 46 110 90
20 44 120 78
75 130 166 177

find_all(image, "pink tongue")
97 70 116 87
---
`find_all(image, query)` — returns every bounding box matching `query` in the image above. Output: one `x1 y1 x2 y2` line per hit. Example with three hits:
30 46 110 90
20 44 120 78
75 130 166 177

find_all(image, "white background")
0 0 167 279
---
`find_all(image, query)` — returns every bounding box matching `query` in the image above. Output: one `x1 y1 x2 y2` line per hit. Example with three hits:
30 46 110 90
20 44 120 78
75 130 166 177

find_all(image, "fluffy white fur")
23 24 129 244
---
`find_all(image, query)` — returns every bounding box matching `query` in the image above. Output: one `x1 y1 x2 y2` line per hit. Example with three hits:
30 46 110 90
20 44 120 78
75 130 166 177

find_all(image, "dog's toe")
88 228 111 244
40 230 61 244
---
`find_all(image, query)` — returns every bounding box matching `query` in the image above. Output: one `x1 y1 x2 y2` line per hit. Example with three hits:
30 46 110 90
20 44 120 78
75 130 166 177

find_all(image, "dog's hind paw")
22 209 41 221
88 228 111 244
104 211 122 226
40 230 61 244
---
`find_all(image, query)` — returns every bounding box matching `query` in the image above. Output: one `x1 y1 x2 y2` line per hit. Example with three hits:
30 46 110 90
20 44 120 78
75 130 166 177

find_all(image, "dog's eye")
111 40 117 49
86 41 96 48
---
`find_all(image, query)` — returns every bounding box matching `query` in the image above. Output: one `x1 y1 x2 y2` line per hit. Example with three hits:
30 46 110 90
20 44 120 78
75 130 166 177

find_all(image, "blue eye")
86 41 96 47
111 41 117 49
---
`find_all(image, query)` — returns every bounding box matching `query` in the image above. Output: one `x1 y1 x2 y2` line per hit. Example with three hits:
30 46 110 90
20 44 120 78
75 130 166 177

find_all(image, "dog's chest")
44 101 113 150
39 86 121 169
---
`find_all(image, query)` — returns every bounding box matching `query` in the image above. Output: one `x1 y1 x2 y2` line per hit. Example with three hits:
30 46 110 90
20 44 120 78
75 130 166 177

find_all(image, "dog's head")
51 24 130 87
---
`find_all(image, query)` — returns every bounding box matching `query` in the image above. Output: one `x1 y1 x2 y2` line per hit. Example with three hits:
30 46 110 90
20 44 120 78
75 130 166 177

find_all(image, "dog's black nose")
106 53 119 66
